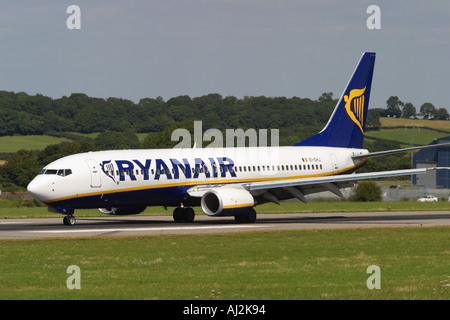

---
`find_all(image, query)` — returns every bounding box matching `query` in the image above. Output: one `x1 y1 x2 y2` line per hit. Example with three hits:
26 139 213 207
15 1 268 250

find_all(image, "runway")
1 211 449 240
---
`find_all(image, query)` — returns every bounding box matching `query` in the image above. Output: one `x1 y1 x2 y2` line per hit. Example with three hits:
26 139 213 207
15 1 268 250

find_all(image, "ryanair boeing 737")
27 52 447 225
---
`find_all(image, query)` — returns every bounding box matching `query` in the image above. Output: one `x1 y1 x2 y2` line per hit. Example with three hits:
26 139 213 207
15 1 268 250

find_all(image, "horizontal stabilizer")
352 142 450 160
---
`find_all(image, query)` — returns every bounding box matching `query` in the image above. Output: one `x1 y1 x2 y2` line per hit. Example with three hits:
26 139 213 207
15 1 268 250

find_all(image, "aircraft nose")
27 177 49 202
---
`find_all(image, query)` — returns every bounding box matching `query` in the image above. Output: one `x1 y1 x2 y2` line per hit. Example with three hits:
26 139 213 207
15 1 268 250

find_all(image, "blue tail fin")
295 52 376 148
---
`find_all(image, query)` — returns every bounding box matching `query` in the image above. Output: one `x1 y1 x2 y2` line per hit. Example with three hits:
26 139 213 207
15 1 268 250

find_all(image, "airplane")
27 52 448 225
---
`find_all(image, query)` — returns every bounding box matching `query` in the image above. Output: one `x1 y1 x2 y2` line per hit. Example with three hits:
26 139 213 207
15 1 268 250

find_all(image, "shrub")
350 181 382 202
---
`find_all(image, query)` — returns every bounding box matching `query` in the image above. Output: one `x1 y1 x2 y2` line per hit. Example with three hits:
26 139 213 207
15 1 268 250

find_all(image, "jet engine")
98 206 146 215
200 187 254 216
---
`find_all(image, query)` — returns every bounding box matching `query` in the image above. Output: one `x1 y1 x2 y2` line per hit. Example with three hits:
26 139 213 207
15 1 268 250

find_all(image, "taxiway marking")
27 224 267 234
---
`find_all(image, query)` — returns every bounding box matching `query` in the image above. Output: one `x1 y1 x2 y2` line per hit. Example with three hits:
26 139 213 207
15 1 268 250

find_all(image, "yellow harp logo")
344 87 366 134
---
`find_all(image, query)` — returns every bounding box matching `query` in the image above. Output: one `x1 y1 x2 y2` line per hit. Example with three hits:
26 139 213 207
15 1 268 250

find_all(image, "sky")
1 0 450 111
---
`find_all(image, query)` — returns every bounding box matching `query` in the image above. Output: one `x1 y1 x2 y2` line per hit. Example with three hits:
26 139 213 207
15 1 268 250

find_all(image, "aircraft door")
86 159 102 188
329 154 339 174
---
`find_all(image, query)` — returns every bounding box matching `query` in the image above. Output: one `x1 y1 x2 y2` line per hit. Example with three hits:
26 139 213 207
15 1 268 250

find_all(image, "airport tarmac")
0 211 449 240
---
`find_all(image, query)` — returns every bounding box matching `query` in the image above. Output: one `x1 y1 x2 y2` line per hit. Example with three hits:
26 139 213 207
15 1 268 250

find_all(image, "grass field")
0 135 71 153
0 227 448 299
366 128 449 146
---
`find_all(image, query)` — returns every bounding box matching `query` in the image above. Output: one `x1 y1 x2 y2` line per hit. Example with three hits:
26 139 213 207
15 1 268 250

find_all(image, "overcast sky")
1 0 450 111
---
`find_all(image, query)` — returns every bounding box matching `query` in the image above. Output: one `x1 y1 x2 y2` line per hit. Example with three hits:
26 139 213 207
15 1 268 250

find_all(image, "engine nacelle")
201 187 254 216
98 206 146 215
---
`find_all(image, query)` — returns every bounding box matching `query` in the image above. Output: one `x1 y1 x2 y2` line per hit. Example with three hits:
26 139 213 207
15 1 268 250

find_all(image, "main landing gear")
234 208 257 223
173 207 195 223
63 215 76 226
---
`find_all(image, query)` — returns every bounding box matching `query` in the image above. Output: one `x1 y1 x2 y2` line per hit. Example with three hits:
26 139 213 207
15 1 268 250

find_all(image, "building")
412 136 450 188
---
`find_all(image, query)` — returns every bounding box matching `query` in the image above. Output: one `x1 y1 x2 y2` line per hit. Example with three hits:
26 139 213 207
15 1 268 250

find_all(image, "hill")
365 117 450 147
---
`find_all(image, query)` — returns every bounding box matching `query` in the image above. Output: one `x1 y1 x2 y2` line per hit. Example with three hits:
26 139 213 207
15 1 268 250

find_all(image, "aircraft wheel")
184 207 195 223
173 207 195 223
247 208 257 223
234 208 257 223
173 207 184 223
63 215 76 226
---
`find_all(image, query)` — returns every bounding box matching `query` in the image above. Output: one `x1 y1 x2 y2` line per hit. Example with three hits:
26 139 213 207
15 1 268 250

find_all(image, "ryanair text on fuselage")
101 157 237 182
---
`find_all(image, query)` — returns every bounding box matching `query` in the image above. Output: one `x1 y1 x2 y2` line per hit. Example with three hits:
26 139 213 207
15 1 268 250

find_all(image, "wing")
188 167 446 204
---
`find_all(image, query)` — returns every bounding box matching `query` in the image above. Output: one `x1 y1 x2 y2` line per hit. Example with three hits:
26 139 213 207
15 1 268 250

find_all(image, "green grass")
366 128 449 146
0 227 448 299
0 135 71 153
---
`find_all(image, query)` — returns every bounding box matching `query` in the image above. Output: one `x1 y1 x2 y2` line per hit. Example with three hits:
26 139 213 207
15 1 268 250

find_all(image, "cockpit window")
41 169 72 176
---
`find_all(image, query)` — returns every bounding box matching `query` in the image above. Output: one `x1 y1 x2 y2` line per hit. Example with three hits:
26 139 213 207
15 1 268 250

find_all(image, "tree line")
371 96 449 120
0 91 338 137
